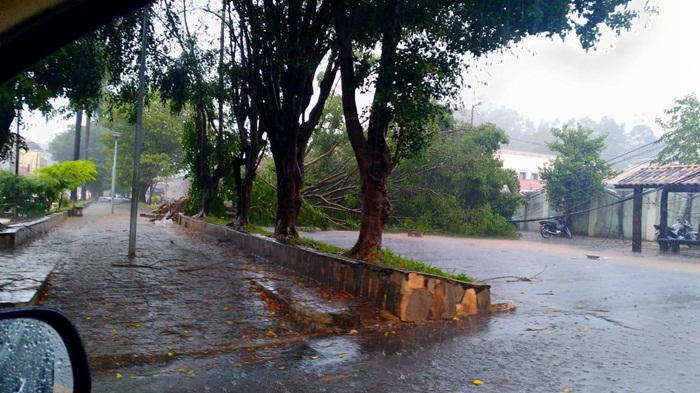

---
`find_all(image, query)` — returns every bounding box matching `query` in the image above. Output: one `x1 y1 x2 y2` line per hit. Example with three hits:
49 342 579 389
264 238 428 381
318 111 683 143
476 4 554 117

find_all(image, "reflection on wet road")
96 230 700 392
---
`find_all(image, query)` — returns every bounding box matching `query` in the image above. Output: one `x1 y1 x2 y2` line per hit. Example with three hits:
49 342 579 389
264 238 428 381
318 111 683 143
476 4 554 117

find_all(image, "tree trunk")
194 101 216 216
136 182 150 202
350 148 392 256
333 0 400 256
0 93 16 160
270 132 302 238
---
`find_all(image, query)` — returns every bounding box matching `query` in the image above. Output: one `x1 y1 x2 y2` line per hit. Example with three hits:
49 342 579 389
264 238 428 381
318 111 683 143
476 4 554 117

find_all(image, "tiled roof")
519 179 543 191
614 165 700 188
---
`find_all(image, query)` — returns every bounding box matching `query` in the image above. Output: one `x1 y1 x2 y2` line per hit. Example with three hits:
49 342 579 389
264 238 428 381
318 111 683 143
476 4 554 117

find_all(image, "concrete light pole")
111 133 120 214
470 101 481 126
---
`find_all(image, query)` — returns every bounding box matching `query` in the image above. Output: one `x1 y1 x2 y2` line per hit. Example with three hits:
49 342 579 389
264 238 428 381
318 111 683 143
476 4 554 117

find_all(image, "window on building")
531 172 539 180
519 172 526 180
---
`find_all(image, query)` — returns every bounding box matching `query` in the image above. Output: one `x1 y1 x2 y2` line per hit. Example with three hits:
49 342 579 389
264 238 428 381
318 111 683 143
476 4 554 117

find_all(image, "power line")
509 169 700 223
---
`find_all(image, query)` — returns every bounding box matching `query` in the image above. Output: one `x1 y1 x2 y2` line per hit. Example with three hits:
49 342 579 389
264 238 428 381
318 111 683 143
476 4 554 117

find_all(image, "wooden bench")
657 237 700 253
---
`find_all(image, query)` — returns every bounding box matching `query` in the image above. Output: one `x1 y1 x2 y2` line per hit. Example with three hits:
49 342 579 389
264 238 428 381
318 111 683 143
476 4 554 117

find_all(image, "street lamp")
470 101 481 126
110 133 120 214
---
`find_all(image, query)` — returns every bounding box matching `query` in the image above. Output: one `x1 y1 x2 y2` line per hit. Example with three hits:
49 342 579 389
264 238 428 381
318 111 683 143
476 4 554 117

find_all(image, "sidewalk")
9 202 362 374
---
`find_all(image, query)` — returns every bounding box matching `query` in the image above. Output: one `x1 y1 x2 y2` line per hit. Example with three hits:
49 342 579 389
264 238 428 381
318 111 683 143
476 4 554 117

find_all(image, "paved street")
4 203 700 392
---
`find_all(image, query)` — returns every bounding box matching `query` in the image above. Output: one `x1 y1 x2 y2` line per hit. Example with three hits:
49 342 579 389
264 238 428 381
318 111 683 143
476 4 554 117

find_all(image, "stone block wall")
0 211 69 248
178 215 490 321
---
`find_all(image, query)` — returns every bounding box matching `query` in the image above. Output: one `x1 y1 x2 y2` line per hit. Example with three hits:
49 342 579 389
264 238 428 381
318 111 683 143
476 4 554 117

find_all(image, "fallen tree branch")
478 265 548 283
177 260 228 273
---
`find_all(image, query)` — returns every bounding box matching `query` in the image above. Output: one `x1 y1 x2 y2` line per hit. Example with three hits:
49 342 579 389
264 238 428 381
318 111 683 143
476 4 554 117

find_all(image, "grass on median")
196 217 473 282
291 237 472 282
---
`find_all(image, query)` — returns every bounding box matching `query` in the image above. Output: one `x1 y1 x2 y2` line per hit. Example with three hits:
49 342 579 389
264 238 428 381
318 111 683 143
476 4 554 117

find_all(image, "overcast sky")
462 0 700 131
21 0 700 146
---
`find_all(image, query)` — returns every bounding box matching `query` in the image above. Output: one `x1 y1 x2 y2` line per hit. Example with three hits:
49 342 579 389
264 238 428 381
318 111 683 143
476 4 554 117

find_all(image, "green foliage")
288 237 346 254
1 12 149 162
249 165 278 226
653 93 700 165
287 236 472 282
365 248 472 283
151 195 161 204
540 125 618 214
47 121 113 195
101 98 186 200
203 215 229 226
0 171 65 218
37 160 98 191
301 95 361 229
389 123 523 237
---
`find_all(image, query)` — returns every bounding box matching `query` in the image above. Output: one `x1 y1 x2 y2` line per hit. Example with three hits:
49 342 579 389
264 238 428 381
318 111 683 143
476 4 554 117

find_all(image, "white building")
497 149 555 192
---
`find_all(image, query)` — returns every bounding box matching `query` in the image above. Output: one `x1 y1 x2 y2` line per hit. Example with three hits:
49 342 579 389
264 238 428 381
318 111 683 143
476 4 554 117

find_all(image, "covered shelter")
614 165 700 252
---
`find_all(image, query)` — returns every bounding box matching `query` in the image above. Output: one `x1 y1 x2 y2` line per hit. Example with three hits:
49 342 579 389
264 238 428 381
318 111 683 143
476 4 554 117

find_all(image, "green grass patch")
289 237 346 254
364 248 472 282
290 237 472 282
244 224 273 237
203 216 230 226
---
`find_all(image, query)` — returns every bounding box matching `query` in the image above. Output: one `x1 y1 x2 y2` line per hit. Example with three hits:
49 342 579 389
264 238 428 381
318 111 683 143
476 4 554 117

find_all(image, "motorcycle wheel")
540 227 551 239
564 227 572 239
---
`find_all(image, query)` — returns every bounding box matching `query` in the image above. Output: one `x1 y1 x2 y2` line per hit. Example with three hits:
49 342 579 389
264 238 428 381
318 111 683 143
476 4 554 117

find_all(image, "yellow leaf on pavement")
129 376 137 380
473 379 482 385
349 329 358 335
278 366 286 371
116 372 122 379
311 355 319 360
338 353 345 358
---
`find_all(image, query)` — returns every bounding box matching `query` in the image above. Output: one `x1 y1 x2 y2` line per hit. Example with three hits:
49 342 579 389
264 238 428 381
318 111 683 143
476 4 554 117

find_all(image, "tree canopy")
654 93 700 165
540 125 618 216
332 0 637 255
37 160 98 191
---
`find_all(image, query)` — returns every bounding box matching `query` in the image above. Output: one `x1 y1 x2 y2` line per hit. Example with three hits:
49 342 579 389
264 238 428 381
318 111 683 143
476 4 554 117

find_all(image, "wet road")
276 231 700 393
95 229 700 392
18 204 700 392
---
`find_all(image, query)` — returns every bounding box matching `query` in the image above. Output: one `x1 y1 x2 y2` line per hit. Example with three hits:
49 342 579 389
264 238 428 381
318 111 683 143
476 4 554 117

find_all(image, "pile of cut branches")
143 196 188 221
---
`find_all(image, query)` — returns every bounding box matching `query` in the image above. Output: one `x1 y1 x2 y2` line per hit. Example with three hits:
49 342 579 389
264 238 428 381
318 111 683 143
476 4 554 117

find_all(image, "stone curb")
178 215 492 322
253 277 360 333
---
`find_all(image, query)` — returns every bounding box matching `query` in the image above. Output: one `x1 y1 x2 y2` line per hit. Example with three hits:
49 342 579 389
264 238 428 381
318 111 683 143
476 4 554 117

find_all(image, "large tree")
229 0 338 239
539 125 617 217
48 121 114 196
654 93 700 165
333 0 637 256
102 98 185 202
390 122 522 236
0 11 147 162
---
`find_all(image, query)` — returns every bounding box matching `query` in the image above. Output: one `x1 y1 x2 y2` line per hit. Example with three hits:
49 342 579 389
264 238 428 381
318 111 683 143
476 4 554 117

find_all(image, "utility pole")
81 114 91 200
111 133 120 214
470 102 481 126
12 108 20 221
128 7 148 258
71 109 83 202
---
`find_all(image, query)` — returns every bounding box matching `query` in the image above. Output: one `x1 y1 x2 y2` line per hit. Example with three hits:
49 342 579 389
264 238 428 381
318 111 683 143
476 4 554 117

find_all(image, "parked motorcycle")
653 219 698 242
539 217 572 239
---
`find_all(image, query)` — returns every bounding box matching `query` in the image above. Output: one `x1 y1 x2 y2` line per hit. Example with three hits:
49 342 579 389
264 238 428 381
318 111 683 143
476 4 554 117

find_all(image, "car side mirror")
0 307 91 393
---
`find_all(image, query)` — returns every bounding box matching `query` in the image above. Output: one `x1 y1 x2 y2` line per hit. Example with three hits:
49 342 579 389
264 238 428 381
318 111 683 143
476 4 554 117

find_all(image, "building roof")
614 165 700 191
519 179 543 191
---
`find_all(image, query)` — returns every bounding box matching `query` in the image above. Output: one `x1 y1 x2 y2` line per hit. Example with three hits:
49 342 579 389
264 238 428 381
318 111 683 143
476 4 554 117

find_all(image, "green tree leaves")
540 125 618 214
37 160 98 191
654 93 700 165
